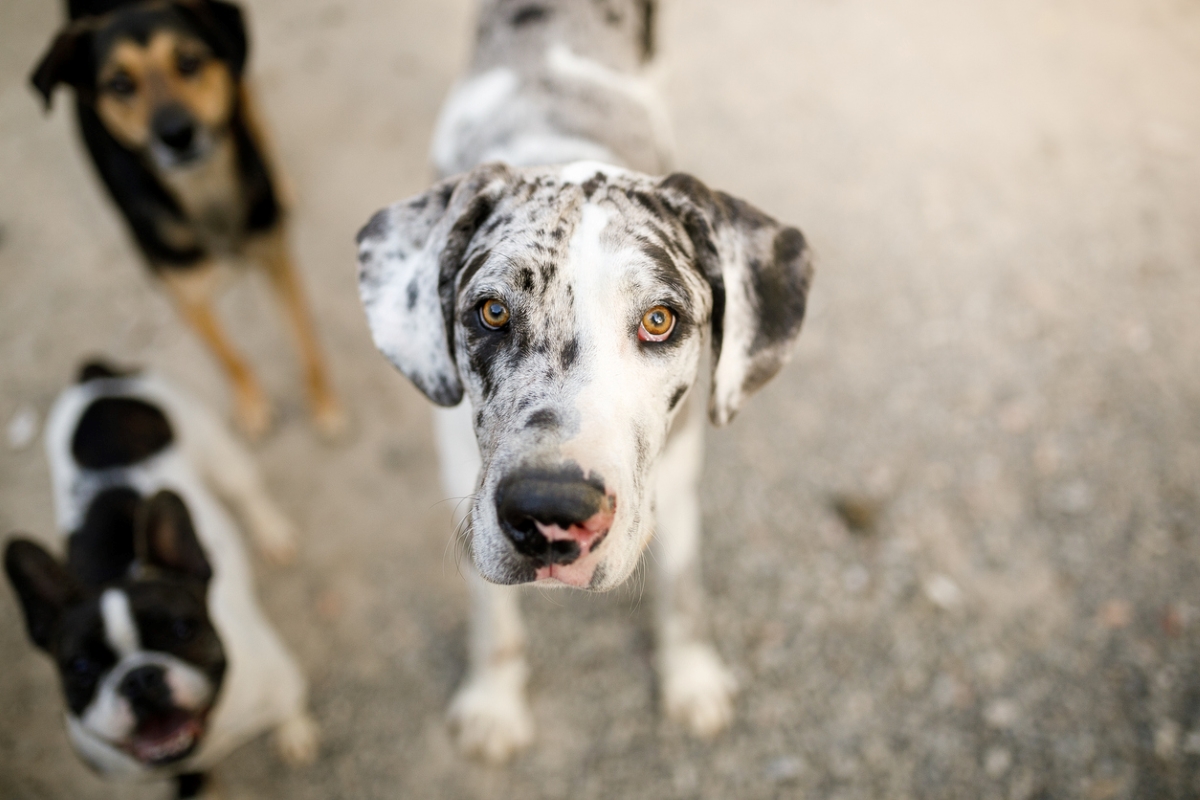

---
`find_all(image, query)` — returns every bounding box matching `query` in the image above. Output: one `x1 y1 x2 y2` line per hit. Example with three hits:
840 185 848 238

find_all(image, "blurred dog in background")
4 361 317 800
30 0 344 440
357 0 812 762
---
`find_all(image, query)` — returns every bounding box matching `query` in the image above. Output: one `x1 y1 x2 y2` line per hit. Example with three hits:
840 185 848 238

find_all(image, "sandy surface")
2 0 1199 798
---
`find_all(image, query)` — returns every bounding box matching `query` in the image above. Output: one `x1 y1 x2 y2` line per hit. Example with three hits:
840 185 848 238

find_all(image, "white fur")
44 374 316 778
432 68 520 176
100 589 140 657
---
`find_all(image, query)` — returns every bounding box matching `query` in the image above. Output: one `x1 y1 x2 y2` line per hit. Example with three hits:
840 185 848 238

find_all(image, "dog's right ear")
30 22 95 109
5 538 80 652
356 163 513 406
135 491 212 584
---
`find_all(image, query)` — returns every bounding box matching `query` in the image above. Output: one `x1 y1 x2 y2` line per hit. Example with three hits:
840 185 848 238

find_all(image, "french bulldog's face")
358 164 812 590
30 1 248 170
5 491 226 775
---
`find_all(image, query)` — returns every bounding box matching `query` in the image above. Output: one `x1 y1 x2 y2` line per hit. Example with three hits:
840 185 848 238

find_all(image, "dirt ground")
2 0 1199 798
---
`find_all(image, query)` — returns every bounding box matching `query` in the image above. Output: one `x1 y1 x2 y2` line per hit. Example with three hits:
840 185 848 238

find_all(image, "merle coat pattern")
357 0 813 762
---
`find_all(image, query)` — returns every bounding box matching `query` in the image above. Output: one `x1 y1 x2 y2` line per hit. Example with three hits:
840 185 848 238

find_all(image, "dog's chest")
157 138 246 253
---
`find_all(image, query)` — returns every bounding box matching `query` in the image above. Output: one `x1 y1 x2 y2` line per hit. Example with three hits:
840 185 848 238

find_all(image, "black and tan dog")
31 0 344 440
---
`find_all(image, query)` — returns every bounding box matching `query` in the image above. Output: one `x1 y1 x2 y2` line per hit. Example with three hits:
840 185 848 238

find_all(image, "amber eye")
106 70 137 97
176 51 205 77
638 305 675 342
479 298 511 329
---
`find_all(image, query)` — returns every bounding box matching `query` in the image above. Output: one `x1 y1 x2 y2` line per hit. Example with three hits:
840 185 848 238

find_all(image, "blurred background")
1 0 1199 797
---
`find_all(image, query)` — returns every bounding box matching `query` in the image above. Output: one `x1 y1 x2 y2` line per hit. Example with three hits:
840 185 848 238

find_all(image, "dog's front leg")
435 404 533 763
652 400 737 738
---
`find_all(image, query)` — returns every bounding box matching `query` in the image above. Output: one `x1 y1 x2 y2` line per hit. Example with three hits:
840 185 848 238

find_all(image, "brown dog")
32 0 344 440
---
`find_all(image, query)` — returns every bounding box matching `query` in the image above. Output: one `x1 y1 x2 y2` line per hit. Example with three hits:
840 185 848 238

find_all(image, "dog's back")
432 0 670 178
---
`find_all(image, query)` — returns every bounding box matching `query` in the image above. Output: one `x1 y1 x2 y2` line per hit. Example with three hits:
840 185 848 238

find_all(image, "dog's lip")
534 561 597 587
121 708 208 765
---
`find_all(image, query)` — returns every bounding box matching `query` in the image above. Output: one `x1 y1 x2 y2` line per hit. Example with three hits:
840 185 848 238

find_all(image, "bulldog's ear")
356 163 513 406
135 491 212 584
658 173 813 426
30 21 95 109
5 537 81 652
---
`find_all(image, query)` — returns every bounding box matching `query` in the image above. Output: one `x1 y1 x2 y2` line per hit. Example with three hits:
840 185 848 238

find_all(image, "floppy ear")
177 0 249 76
30 22 95 109
5 538 81 652
356 163 513 406
658 173 813 426
135 491 212 584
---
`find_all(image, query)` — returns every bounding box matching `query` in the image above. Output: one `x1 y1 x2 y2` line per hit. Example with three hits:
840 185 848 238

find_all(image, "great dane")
357 0 812 762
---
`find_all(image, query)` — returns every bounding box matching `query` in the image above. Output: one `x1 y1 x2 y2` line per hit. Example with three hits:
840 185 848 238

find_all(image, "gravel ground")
2 0 1199 798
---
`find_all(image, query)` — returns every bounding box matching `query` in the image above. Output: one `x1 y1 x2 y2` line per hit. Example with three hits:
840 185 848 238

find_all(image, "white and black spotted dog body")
358 0 812 761
4 363 317 797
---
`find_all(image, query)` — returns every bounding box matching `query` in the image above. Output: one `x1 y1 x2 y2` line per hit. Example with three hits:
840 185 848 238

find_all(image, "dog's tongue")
131 712 202 764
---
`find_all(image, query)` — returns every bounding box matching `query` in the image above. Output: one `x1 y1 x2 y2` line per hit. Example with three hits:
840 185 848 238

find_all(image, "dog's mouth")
122 708 208 766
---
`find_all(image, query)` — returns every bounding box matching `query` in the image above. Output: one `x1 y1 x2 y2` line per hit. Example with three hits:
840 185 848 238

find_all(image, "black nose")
494 466 607 566
152 107 196 152
119 665 173 714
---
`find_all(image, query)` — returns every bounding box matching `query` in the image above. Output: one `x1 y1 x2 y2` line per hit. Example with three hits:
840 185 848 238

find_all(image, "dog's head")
4 490 226 775
358 163 812 590
31 0 247 169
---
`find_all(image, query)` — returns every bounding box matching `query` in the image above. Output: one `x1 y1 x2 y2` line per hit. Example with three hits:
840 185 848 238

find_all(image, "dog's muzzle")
494 465 615 587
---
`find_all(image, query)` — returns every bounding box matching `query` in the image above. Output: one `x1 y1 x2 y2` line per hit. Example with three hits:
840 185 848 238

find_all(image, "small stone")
984 746 1012 778
1182 731 1200 755
1161 605 1186 637
831 493 882 534
924 574 963 610
1155 721 1180 760
6 405 38 451
984 699 1019 729
1055 479 1094 514
842 564 869 594
765 755 805 784
315 588 344 621
1098 599 1132 630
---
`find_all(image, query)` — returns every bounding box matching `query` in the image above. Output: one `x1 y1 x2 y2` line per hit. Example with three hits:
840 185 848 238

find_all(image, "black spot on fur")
78 359 133 383
356 208 391 245
518 267 535 292
559 338 579 371
581 172 606 198
405 277 419 311
459 248 493 292
510 4 550 26
525 409 558 430
638 0 657 61
67 487 140 589
668 384 688 412
72 397 174 470
748 227 810 354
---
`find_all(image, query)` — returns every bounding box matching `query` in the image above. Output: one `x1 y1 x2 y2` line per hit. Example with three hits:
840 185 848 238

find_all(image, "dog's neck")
153 133 245 254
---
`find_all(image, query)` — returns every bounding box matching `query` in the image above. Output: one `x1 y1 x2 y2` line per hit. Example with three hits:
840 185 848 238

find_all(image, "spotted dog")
4 362 317 799
357 0 813 762
30 0 344 440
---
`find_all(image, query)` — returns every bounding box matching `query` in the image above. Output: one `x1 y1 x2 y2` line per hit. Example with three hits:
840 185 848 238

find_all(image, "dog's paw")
660 643 737 739
275 712 319 766
233 387 273 442
248 504 298 566
447 660 534 764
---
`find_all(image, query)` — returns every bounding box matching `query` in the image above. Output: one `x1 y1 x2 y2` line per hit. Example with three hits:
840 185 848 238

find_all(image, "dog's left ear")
135 491 213 584
30 21 95 109
658 173 814 426
177 0 249 77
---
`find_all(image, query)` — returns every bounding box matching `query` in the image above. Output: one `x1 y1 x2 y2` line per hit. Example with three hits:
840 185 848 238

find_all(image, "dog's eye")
638 306 675 342
67 656 96 677
105 71 137 98
176 51 205 77
173 619 197 642
479 298 511 330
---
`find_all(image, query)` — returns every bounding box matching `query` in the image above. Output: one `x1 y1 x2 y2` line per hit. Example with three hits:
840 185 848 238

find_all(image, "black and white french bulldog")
5 362 317 799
